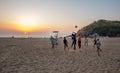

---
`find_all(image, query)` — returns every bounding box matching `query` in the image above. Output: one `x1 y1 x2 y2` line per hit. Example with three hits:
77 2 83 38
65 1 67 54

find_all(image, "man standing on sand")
71 32 77 50
96 38 102 56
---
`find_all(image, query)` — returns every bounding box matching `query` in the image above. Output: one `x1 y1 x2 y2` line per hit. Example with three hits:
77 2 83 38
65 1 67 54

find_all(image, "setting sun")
15 15 40 32
18 16 39 27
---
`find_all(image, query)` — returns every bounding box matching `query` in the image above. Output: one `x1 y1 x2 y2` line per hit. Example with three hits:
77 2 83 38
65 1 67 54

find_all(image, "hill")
78 19 120 37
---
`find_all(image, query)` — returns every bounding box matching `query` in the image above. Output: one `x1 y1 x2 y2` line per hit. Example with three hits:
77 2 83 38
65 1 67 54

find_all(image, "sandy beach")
0 37 120 73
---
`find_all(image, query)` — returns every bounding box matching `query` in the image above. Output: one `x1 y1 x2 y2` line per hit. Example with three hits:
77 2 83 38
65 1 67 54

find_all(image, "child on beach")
50 36 56 48
63 37 69 52
96 39 102 56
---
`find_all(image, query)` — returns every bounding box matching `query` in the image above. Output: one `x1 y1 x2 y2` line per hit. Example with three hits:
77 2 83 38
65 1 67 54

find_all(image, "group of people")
63 32 85 52
50 32 102 56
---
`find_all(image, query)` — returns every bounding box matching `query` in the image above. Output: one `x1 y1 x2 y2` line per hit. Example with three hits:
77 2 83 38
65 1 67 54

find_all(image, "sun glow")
2 14 51 33
19 17 38 27
15 15 40 32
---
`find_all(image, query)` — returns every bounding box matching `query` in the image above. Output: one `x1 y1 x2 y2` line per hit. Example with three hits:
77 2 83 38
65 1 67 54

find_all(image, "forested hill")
78 20 120 37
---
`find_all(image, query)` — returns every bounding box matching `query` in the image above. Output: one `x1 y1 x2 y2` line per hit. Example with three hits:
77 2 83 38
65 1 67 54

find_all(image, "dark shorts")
94 42 97 45
73 41 76 44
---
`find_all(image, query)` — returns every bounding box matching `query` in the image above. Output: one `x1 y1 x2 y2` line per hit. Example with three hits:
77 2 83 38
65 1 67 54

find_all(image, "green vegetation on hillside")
78 20 120 37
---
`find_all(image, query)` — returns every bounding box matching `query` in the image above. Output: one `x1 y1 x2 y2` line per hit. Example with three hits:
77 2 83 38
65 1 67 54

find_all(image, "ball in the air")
75 26 78 28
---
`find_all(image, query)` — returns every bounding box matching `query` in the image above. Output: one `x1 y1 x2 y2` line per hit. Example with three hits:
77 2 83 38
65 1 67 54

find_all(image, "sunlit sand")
0 37 120 73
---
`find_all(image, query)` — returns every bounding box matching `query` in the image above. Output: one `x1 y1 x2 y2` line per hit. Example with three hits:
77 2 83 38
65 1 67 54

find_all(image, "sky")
0 0 120 37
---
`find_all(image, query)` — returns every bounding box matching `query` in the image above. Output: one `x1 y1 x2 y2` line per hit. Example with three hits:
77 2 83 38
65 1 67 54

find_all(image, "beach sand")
0 38 120 73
